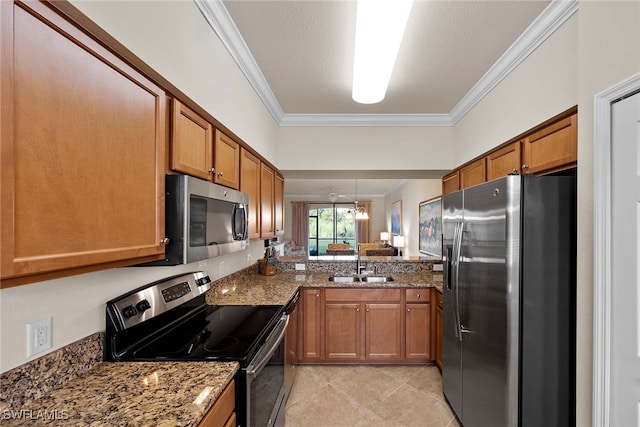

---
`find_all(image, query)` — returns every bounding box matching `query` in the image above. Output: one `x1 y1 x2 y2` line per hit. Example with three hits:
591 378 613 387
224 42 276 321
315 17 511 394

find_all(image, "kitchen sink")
328 276 360 282
361 276 394 283
328 275 394 283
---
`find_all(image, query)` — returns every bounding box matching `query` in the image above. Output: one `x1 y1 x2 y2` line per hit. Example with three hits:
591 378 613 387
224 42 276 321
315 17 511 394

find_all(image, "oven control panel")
106 271 211 331
161 282 192 303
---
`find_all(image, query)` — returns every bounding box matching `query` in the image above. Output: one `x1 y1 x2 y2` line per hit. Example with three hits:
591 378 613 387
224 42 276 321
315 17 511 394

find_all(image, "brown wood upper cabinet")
522 113 577 175
171 99 213 181
213 129 240 190
240 148 261 240
171 101 241 190
442 170 460 194
275 173 284 234
1 1 166 286
486 140 521 181
442 109 577 194
460 158 486 189
260 163 276 239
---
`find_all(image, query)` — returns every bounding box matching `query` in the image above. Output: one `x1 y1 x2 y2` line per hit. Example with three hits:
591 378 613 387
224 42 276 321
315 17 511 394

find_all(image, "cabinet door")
1 1 166 284
325 303 362 360
214 129 240 189
522 113 577 175
460 158 486 189
486 141 521 181
260 163 275 238
240 148 261 240
301 289 323 361
197 380 235 427
365 303 402 360
274 173 284 235
405 303 431 361
442 170 460 194
171 98 213 181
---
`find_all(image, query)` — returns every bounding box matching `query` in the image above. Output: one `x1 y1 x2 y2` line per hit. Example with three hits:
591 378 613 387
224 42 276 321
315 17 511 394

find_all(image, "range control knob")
122 305 138 318
136 299 151 313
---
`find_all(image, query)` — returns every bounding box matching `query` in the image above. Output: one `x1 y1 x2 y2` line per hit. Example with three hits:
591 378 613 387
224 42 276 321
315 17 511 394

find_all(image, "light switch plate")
27 318 52 358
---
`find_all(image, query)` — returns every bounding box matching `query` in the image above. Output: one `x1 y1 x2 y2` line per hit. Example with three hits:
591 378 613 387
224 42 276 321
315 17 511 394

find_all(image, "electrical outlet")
433 264 444 272
27 318 52 358
246 253 253 265
295 263 306 271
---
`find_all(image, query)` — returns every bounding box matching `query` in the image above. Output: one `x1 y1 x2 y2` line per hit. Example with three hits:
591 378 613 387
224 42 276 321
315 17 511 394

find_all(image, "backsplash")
0 332 103 412
277 257 439 275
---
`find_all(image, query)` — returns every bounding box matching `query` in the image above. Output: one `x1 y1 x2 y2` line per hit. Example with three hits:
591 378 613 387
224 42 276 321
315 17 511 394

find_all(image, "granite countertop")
206 271 443 306
1 361 238 426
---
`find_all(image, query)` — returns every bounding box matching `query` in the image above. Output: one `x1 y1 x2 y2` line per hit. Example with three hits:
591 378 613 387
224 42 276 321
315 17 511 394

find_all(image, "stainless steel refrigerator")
442 174 576 427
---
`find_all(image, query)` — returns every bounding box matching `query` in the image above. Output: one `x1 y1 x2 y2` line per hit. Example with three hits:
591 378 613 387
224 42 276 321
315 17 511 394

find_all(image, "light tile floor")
285 365 461 426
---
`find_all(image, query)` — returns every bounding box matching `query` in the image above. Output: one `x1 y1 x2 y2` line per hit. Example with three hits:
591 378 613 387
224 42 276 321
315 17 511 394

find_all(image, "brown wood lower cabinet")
434 289 443 369
300 287 431 363
198 380 235 427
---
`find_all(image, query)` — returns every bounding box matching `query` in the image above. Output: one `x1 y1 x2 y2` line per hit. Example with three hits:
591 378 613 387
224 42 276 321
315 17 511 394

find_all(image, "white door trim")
593 72 640 427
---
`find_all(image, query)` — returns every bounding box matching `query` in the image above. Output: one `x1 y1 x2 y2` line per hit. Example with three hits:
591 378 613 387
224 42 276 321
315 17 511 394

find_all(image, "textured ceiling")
222 0 549 115
214 0 552 197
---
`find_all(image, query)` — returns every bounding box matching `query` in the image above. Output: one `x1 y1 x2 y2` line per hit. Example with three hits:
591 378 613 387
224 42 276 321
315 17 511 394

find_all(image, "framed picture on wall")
419 196 442 258
391 200 402 236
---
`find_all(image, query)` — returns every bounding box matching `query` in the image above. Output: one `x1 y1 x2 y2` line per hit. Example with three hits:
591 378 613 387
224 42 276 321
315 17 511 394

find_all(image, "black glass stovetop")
130 304 283 365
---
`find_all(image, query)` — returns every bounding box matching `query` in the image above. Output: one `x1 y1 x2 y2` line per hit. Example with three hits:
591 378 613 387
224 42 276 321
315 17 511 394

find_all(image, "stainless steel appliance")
442 174 576 427
143 174 249 266
105 272 289 427
284 289 300 394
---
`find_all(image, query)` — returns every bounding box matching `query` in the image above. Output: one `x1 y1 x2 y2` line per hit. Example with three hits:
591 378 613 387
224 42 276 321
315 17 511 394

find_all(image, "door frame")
593 71 640 427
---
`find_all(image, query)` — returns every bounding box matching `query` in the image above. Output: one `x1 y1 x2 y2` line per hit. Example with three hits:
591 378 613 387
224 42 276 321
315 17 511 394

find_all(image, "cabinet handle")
160 237 170 245
209 167 215 174
407 308 410 312
521 164 528 171
511 168 518 174
416 294 420 298
218 171 224 177
356 308 360 312
315 293 319 298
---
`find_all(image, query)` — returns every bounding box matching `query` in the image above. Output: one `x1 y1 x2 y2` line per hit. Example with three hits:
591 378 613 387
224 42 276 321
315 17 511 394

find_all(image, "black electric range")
105 272 289 427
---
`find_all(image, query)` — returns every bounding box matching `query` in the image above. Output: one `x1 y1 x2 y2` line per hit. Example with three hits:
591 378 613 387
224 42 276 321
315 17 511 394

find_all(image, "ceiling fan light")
352 0 414 104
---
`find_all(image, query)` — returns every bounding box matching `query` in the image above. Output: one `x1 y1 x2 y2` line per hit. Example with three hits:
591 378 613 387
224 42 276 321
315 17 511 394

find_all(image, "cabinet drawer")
325 288 400 302
405 288 430 303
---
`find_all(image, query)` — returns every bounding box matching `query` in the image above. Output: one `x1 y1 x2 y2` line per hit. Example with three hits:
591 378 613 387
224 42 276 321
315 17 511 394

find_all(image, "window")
308 203 356 255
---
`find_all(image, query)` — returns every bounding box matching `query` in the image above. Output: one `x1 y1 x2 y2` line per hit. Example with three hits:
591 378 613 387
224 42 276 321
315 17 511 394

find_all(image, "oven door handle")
246 314 289 378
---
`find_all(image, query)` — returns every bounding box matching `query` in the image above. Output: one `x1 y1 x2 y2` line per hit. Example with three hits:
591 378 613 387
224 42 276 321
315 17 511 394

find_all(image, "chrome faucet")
356 253 366 275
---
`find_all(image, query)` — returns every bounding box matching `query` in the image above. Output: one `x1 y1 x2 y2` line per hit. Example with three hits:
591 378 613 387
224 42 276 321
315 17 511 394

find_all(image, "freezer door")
442 190 463 420
459 176 520 427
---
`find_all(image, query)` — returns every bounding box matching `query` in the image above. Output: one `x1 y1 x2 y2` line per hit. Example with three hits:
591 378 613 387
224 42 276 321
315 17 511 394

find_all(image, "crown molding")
196 0 578 128
279 113 452 127
194 0 285 124
449 0 579 124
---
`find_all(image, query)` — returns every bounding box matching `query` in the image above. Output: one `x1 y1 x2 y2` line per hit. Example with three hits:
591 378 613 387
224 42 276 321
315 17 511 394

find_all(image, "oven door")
244 313 289 427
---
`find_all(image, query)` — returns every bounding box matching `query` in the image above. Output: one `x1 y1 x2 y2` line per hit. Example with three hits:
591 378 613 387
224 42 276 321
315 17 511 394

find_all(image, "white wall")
453 14 578 165
575 2 639 425
70 0 280 161
384 179 442 257
277 126 454 171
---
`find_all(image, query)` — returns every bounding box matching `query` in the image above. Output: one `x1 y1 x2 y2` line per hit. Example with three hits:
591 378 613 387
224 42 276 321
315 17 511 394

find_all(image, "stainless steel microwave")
143 174 249 266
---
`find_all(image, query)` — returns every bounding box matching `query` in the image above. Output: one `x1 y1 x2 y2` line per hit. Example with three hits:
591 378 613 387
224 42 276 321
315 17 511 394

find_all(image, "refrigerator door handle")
453 221 464 342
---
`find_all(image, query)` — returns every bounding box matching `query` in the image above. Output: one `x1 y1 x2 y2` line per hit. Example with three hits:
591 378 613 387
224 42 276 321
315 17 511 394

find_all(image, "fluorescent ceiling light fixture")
352 0 414 104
